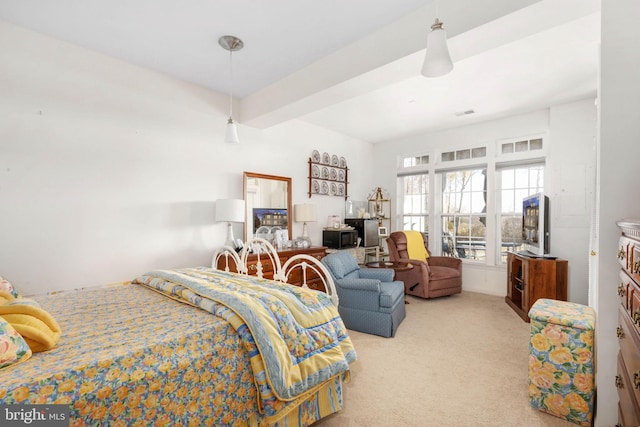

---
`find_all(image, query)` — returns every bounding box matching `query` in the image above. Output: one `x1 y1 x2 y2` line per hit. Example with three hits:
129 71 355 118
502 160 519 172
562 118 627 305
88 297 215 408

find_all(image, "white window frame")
439 167 488 262
398 172 430 233
396 135 546 266
495 161 545 264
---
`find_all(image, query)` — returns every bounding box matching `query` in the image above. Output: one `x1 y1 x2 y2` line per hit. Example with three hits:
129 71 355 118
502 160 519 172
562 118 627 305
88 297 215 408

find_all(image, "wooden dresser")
217 246 328 291
505 251 568 322
616 220 640 426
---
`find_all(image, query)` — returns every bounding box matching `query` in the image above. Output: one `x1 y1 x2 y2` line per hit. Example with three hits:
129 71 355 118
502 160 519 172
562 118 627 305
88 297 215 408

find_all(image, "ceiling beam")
240 0 598 129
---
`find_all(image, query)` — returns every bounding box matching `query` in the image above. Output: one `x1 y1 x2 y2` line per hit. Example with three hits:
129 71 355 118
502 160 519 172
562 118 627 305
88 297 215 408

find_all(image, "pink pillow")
0 276 19 299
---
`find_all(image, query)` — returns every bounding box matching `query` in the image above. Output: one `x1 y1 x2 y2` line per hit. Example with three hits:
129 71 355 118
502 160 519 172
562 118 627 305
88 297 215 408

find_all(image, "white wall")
0 20 374 295
548 99 597 304
372 101 596 301
594 1 640 425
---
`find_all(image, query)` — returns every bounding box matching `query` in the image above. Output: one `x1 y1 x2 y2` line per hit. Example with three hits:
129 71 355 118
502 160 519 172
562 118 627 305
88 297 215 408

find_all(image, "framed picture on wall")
378 226 388 237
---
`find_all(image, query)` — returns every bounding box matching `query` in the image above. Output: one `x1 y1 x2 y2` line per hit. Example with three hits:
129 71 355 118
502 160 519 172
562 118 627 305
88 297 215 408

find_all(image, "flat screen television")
521 193 550 257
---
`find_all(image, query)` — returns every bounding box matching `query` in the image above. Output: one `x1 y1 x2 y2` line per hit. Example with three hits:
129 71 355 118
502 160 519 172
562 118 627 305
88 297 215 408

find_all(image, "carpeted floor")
315 291 577 427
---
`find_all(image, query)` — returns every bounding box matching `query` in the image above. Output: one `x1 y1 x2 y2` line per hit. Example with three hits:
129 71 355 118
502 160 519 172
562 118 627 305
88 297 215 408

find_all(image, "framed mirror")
243 172 292 242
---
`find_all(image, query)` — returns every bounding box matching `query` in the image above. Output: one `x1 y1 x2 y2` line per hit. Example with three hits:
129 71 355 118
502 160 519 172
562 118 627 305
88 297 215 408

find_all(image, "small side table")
365 261 413 277
365 261 413 304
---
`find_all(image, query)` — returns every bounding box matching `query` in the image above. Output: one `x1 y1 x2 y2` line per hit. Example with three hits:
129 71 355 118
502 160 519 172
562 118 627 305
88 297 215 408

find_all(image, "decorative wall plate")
308 152 348 198
312 150 321 163
330 168 338 181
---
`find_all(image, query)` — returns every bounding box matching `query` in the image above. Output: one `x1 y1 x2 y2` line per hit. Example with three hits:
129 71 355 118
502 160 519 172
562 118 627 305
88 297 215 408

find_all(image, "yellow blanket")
133 267 356 402
404 230 429 261
0 297 61 353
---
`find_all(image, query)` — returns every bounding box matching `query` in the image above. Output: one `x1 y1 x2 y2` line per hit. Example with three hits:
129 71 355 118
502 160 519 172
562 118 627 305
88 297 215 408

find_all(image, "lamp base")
225 222 237 248
296 222 312 248
295 236 312 249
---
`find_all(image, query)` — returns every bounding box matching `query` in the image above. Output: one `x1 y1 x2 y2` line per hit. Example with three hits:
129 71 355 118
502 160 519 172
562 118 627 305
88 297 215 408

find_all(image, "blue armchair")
321 251 406 338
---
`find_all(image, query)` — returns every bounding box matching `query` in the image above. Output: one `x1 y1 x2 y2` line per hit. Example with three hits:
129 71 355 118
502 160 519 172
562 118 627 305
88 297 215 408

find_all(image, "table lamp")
216 199 245 248
294 203 317 247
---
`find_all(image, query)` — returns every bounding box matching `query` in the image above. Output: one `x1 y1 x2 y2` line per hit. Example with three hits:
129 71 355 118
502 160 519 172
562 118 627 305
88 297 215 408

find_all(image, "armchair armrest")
336 278 381 291
427 256 462 271
359 268 395 282
335 278 382 311
400 258 431 274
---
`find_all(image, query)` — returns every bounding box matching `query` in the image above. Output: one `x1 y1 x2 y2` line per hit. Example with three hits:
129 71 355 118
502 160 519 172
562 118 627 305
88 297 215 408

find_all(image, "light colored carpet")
315 291 576 427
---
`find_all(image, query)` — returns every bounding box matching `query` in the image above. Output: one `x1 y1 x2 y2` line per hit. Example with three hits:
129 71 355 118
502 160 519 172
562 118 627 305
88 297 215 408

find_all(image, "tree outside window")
499 165 544 263
441 169 487 260
401 174 428 233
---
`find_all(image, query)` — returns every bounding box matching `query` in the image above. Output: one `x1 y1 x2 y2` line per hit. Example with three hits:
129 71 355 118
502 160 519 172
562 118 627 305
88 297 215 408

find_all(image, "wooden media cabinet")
505 252 568 322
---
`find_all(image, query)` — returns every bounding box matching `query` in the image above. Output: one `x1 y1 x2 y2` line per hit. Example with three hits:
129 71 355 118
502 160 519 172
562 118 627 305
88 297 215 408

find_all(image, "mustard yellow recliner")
386 231 462 299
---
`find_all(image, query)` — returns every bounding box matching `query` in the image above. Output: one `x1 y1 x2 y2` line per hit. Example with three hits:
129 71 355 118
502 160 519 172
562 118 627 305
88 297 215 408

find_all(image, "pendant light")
218 35 243 144
421 1 453 78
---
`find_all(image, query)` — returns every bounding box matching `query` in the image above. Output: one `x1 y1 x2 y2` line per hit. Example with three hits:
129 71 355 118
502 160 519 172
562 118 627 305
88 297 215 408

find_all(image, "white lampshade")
294 204 316 247
217 198 244 248
294 204 317 223
216 199 245 223
225 118 240 144
421 18 453 78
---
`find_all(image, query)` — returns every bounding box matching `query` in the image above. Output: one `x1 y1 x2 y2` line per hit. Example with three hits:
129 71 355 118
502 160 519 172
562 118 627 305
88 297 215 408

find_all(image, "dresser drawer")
618 306 640 405
618 352 640 427
245 246 327 286
620 270 634 312
620 236 635 274
245 258 276 278
629 281 640 331
632 241 640 286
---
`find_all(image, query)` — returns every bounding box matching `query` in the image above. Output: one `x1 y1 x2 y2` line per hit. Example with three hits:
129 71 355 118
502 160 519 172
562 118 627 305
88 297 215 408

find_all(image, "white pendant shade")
421 19 453 78
225 118 239 144
219 35 243 144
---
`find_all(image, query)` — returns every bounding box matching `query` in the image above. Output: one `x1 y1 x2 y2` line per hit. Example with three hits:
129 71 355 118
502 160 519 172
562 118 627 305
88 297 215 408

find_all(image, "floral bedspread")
0 280 350 426
132 267 357 401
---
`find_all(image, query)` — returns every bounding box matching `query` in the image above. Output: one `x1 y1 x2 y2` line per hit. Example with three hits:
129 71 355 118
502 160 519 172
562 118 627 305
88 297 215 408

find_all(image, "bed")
0 267 356 426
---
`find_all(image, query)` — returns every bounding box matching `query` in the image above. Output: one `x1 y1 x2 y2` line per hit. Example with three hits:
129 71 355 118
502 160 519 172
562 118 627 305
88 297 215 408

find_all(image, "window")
397 136 545 266
441 168 487 260
498 164 544 263
501 138 543 155
401 174 429 233
402 155 429 168
441 146 487 162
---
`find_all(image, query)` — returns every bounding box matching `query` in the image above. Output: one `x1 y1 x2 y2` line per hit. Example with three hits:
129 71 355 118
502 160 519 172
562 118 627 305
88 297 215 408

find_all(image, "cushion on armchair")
321 252 360 279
